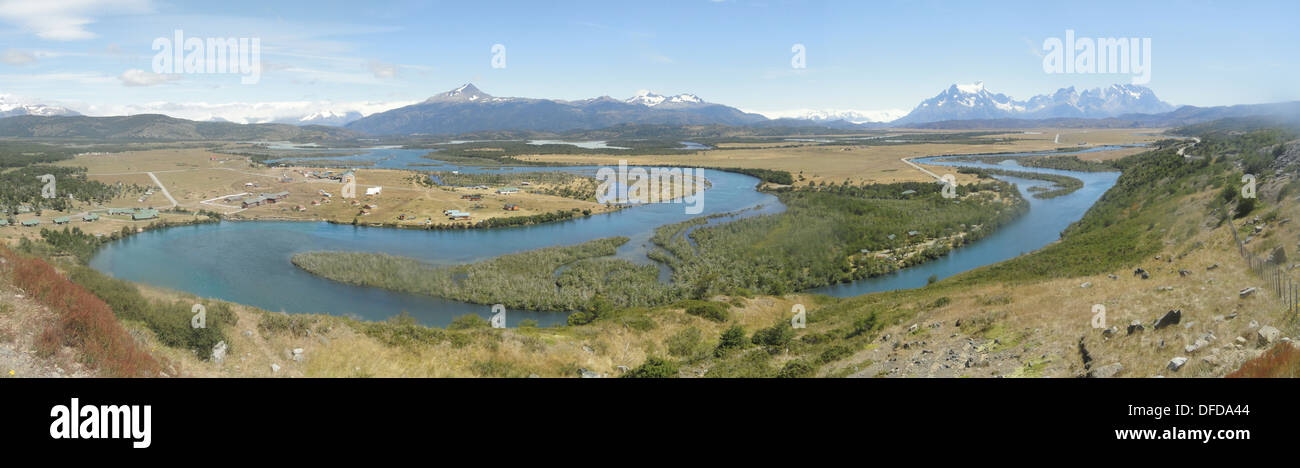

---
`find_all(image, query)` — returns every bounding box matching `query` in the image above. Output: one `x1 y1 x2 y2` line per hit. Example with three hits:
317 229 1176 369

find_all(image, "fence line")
1227 221 1298 319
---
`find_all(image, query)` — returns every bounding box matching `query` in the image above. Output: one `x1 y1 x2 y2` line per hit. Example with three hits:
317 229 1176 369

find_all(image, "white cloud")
1 49 37 65
119 69 179 87
368 60 397 79
0 0 153 41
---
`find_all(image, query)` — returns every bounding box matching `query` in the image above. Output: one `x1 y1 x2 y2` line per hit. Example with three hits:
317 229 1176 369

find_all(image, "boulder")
211 341 228 364
1153 310 1182 330
1090 363 1124 378
1127 320 1145 335
1167 357 1188 371
1240 287 1257 298
1080 282 1092 289
578 368 601 378
270 363 281 373
1258 326 1282 346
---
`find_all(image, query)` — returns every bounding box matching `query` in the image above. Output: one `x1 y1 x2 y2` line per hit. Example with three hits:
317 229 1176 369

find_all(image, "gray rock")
270 363 281 373
1240 287 1257 298
1167 357 1188 371
578 368 600 378
1090 362 1124 378
1080 282 1092 289
243 330 253 337
1258 326 1281 346
292 348 304 362
211 341 228 364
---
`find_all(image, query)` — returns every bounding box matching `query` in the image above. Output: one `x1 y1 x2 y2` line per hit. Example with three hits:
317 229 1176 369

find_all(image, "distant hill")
902 101 1300 130
0 114 362 140
345 84 768 135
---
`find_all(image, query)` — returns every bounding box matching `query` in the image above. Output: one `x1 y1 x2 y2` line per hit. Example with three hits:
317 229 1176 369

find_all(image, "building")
241 196 265 208
53 216 70 225
83 213 100 222
21 219 39 227
503 204 520 211
133 209 159 221
496 187 520 195
0 219 8 227
365 187 382 196
461 194 482 201
108 208 135 215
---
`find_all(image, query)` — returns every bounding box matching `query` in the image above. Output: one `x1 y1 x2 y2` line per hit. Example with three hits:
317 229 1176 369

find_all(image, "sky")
0 0 1297 122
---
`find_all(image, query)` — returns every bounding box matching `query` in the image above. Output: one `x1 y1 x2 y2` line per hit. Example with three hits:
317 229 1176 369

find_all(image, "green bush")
665 327 708 360
68 266 233 360
751 322 794 348
622 356 679 378
714 325 748 357
448 314 490 330
683 300 730 322
777 360 815 378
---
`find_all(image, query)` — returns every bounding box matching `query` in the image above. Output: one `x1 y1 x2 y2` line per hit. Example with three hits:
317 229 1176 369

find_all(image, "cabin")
53 216 70 225
0 219 8 227
133 209 159 221
461 194 482 201
241 196 265 208
262 192 289 204
900 190 917 196
503 204 520 211
17 206 32 213
108 208 135 215
451 214 472 221
907 230 920 237
365 187 382 196
83 213 100 222
21 219 39 227
496 187 520 195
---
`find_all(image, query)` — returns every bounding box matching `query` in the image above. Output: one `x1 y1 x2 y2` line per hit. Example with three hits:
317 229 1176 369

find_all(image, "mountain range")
344 84 767 135
0 94 80 118
893 82 1175 124
2 82 1297 139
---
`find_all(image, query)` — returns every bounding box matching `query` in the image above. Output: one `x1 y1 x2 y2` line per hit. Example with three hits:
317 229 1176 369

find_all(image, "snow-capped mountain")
0 95 80 118
895 82 1175 124
423 83 504 104
626 90 705 108
346 84 766 135
295 110 364 126
754 108 908 124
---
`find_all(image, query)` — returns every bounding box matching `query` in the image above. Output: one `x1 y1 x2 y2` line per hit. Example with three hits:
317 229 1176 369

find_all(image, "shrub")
622 356 679 378
714 325 747 357
777 360 815 378
68 265 234 360
665 327 707 359
683 300 730 323
751 322 794 348
448 314 490 330
2 248 159 376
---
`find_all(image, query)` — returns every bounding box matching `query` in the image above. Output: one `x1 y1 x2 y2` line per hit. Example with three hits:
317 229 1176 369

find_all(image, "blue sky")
1 0 1296 121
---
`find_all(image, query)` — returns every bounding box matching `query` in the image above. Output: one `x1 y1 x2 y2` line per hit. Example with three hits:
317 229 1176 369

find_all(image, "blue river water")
89 145 1124 327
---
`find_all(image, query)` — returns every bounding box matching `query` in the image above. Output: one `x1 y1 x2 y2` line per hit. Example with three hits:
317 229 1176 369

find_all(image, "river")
89 145 1126 327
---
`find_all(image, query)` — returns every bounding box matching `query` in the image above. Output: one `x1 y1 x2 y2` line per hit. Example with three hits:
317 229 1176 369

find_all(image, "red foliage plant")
1226 343 1300 378
1 247 160 377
